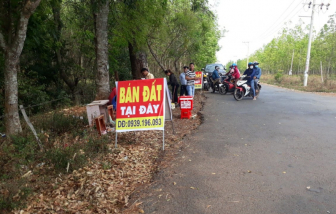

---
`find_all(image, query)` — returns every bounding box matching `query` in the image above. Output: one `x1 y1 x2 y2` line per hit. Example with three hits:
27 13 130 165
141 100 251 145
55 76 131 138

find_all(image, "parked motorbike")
203 73 209 91
219 76 235 95
233 75 262 101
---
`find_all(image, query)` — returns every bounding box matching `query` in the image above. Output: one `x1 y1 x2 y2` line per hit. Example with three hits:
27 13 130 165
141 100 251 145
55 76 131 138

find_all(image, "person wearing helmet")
253 61 262 94
243 62 257 100
231 63 241 86
211 66 221 93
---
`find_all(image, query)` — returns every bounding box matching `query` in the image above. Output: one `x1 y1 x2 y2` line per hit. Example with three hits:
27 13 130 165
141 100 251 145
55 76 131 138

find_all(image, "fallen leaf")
190 187 195 189
173 182 176 185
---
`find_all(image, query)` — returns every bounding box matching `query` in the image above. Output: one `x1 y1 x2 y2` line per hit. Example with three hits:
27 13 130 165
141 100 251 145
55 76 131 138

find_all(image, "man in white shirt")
141 68 154 79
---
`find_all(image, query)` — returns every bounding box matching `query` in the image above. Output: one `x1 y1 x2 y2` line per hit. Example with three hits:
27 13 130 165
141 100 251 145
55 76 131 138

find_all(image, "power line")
258 5 304 42
257 0 303 39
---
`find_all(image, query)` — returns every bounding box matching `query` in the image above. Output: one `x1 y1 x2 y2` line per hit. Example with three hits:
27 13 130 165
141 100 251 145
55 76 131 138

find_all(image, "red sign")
195 71 203 89
116 79 166 132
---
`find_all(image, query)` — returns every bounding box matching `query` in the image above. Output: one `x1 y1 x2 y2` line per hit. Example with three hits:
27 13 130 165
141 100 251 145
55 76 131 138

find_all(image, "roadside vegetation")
261 74 336 93
226 12 336 88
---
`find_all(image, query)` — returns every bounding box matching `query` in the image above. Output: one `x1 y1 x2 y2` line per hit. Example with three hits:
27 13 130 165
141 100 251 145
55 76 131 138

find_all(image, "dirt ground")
13 92 205 214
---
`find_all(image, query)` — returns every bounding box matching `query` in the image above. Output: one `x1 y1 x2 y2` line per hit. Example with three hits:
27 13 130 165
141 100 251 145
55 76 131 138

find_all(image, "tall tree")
92 0 110 100
0 0 42 134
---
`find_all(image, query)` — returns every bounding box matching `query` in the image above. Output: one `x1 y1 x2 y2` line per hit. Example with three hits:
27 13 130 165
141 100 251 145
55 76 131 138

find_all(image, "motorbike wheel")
219 85 227 95
204 84 208 91
233 88 244 101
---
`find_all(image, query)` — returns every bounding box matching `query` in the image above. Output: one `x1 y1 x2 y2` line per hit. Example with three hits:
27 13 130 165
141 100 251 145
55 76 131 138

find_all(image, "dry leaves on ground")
14 92 204 214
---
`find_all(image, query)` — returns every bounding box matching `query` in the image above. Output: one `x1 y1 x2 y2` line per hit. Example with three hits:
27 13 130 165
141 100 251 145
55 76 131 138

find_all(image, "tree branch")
11 0 42 52
147 40 166 71
0 32 6 50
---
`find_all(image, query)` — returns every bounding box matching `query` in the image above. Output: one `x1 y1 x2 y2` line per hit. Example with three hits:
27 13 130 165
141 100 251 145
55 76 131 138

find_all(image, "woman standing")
165 69 179 106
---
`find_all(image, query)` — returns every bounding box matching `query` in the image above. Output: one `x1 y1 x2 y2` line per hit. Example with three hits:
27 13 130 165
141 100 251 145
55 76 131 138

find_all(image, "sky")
209 0 335 65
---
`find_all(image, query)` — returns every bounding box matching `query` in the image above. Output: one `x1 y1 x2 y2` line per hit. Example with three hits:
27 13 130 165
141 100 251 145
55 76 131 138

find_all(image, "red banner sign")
116 78 166 132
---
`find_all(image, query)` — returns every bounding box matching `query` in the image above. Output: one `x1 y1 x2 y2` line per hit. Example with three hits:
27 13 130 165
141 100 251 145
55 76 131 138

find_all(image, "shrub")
0 183 32 211
274 72 283 83
46 144 86 172
37 112 88 135
84 135 109 156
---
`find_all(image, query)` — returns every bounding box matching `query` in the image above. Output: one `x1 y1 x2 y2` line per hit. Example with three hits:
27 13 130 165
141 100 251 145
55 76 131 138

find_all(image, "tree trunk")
93 0 110 100
4 51 22 134
52 0 79 94
128 42 148 79
0 0 42 135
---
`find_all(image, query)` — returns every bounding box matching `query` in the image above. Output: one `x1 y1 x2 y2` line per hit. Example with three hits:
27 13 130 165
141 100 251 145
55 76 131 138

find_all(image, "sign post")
115 78 172 150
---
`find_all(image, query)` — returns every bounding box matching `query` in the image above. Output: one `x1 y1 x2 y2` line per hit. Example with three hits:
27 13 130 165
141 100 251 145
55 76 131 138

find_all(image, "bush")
37 112 88 135
84 135 109 157
274 72 283 83
0 183 32 211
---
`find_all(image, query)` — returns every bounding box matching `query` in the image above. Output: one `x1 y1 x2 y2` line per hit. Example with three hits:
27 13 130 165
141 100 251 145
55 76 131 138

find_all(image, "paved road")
140 85 336 214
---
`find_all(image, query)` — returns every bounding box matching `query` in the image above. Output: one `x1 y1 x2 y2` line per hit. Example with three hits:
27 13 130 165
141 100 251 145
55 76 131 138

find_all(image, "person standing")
165 69 179 105
185 63 200 97
179 66 188 96
253 61 262 94
141 68 154 79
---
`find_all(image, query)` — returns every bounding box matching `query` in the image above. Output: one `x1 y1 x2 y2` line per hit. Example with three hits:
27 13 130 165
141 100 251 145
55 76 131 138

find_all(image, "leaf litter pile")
14 93 204 214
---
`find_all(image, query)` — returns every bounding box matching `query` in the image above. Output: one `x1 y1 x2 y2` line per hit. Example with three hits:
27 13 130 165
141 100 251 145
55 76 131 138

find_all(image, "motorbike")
233 75 262 101
219 76 235 95
203 73 209 91
209 75 221 93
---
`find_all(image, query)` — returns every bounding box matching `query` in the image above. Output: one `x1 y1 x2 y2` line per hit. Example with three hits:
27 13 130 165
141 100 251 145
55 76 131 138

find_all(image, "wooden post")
19 105 44 151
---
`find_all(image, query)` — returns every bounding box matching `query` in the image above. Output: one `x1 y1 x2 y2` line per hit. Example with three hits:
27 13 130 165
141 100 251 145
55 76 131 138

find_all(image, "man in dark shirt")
243 62 257 100
164 69 179 104
211 66 221 93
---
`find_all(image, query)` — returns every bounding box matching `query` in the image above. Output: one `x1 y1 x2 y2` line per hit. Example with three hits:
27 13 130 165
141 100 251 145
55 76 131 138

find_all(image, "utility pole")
243 41 249 68
289 49 294 75
303 1 330 86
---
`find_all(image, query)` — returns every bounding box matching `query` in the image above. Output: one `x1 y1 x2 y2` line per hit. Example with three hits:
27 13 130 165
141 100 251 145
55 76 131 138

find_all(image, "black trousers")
171 84 179 103
180 85 188 96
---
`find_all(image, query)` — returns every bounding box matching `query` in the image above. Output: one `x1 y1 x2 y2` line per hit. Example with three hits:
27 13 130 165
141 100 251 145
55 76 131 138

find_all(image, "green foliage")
37 112 88 135
9 134 37 162
0 185 32 211
84 135 109 156
274 72 283 83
